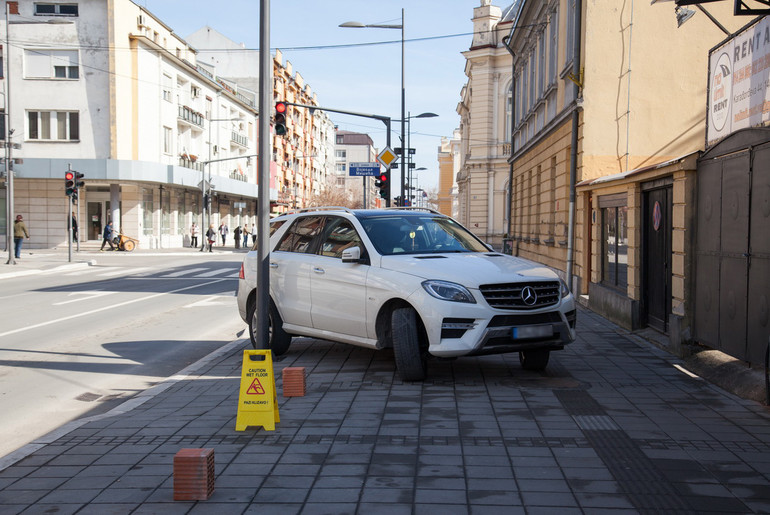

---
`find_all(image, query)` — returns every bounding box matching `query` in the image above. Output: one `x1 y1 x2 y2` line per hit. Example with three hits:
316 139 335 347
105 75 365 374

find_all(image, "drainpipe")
502 35 516 255
566 0 583 292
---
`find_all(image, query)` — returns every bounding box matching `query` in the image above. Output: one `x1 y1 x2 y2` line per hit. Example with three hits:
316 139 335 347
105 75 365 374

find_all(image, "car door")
270 215 325 329
309 216 369 339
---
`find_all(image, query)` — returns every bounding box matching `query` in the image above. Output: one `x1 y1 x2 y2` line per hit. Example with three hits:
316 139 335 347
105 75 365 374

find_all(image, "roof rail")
385 206 443 215
291 206 355 214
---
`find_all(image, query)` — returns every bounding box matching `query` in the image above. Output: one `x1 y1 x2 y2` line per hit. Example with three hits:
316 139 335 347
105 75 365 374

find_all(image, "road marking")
162 268 209 277
196 268 235 277
184 294 235 308
53 291 117 305
0 278 227 339
99 267 151 277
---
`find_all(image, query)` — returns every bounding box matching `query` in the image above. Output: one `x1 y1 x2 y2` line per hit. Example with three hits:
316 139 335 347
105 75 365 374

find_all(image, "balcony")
179 156 204 171
231 131 248 148
178 105 204 129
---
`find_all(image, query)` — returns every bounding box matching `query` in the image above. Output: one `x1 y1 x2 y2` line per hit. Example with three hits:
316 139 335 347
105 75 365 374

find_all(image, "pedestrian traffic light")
74 171 85 189
274 102 288 136
64 171 75 196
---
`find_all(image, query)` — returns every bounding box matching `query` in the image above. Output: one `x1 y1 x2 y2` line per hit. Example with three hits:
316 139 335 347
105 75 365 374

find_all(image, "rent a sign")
708 17 770 145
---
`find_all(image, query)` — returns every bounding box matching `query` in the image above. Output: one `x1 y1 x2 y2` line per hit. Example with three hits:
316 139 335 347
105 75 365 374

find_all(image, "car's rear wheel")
519 349 550 371
248 299 292 355
391 306 427 381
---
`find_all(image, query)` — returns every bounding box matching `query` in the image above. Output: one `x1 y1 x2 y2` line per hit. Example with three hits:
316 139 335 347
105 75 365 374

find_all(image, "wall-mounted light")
675 6 696 27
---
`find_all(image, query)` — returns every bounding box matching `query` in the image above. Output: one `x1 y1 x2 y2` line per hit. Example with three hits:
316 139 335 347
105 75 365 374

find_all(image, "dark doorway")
642 185 672 332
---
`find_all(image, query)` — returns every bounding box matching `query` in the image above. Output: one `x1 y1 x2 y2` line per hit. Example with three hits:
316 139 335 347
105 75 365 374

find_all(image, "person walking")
234 225 242 249
252 226 257 247
242 224 250 249
205 224 216 252
100 221 115 251
13 215 30 259
71 213 78 242
190 222 199 248
218 222 229 247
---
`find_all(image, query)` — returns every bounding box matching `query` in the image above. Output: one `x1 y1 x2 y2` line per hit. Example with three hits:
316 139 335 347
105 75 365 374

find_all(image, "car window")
318 217 363 259
247 220 286 251
361 215 489 255
275 216 324 253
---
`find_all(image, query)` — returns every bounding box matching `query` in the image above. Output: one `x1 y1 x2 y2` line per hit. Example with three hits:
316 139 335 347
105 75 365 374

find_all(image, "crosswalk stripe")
162 268 209 277
196 268 235 277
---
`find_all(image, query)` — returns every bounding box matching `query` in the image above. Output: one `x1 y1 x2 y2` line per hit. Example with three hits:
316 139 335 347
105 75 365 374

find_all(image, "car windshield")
361 215 490 255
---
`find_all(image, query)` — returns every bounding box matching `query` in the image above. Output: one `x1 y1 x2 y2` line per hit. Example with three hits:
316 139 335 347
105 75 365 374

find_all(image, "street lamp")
340 9 406 205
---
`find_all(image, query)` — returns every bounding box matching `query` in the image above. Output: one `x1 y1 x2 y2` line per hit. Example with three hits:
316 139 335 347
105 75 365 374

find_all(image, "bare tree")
307 178 361 209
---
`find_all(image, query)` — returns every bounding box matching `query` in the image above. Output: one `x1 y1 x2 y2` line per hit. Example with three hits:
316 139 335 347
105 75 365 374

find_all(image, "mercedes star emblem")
521 286 538 306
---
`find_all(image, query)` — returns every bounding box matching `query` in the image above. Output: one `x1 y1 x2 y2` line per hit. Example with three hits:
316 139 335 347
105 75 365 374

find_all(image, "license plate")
512 325 553 339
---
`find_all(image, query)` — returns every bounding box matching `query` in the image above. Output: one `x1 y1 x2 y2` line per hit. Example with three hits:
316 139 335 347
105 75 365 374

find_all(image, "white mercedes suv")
237 207 576 381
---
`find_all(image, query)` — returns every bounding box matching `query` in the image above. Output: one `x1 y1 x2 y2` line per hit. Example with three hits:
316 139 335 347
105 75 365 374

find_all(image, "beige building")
457 0 744 343
436 131 461 217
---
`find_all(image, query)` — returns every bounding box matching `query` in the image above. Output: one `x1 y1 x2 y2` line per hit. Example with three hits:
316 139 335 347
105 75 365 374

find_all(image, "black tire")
391 307 427 381
248 299 292 355
519 349 550 371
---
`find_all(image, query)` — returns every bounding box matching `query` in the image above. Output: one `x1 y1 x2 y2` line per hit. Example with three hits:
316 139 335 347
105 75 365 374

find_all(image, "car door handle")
269 262 278 269
313 267 325 274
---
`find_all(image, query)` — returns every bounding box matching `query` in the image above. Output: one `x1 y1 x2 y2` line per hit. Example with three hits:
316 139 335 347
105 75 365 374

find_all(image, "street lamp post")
393 112 436 205
340 9 406 205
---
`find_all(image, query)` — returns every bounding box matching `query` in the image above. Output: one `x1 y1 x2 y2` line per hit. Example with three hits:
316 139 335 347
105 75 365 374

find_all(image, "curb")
0 335 248 472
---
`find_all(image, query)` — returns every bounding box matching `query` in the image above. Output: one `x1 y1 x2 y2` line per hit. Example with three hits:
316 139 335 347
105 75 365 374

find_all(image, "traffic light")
274 102 288 136
375 172 389 200
72 171 84 203
64 171 75 196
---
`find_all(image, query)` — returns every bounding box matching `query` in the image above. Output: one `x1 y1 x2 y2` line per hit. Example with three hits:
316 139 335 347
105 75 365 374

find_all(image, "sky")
141 0 482 195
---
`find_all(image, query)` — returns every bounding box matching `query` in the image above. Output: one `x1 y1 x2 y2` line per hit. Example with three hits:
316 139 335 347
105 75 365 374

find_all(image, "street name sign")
348 162 380 176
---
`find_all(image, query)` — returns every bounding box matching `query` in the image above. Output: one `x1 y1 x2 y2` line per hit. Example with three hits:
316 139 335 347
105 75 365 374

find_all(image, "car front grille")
479 281 560 310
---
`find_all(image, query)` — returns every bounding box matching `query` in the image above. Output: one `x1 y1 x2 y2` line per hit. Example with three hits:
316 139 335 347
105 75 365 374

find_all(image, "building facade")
333 131 378 209
457 0 743 347
436 130 461 218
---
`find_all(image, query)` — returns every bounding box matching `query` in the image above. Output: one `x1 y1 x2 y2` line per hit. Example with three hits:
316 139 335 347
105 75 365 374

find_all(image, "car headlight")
422 280 476 303
560 279 571 298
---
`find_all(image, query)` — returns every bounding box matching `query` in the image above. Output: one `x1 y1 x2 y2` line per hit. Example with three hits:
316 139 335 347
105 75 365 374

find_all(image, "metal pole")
256 0 272 346
68 165 72 262
399 8 406 206
5 3 15 265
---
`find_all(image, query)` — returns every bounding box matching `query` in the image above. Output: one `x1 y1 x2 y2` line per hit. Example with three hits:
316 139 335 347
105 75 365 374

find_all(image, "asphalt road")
0 253 246 458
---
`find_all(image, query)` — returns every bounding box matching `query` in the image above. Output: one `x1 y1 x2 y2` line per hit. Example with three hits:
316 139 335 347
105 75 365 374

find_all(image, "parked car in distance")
237 207 576 381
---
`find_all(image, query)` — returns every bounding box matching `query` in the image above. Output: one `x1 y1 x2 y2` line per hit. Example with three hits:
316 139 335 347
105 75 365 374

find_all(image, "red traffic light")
65 172 74 181
275 102 286 113
379 174 388 182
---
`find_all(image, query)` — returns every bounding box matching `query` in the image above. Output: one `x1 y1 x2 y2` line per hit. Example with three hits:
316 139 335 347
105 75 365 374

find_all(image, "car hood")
380 252 560 288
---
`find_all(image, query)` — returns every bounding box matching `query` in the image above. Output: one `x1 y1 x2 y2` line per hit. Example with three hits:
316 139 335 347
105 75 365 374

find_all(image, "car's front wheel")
391 306 428 381
519 349 550 371
248 299 292 355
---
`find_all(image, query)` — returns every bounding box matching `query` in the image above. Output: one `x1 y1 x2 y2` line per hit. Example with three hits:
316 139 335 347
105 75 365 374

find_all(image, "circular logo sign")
521 286 538 306
710 51 732 132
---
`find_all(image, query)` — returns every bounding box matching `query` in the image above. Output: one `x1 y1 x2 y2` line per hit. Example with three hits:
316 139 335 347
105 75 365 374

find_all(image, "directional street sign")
348 162 381 176
377 147 398 168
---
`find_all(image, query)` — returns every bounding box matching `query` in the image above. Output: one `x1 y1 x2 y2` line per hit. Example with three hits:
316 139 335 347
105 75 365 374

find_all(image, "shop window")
142 188 154 236
600 196 628 291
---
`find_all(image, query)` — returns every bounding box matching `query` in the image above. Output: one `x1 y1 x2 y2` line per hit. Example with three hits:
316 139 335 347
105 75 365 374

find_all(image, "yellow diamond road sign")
378 147 398 168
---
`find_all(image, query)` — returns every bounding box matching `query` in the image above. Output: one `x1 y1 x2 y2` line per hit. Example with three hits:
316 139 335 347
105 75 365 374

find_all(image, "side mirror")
341 246 361 263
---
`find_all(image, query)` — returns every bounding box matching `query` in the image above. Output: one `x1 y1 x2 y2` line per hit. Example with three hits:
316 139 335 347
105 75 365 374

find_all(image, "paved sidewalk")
1 308 769 514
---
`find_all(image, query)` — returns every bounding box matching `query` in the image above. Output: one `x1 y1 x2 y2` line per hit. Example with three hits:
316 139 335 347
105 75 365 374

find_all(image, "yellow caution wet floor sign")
235 350 280 431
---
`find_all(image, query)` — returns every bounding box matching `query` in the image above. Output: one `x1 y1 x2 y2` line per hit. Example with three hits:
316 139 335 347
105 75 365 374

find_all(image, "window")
529 51 536 111
34 3 78 16
504 83 512 143
25 49 79 79
0 109 4 140
549 8 558 85
336 163 346 173
276 216 324 253
565 0 576 67
600 196 628 291
319 217 362 258
162 73 172 102
161 188 171 235
335 149 346 160
27 111 79 140
142 188 154 236
177 192 186 235
163 126 172 154
538 32 545 96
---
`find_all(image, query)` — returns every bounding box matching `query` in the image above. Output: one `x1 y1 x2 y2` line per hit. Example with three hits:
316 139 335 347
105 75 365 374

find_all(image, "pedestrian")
13 215 30 259
100 221 115 251
252 226 257 247
206 223 216 252
242 224 250 249
71 212 78 242
234 225 242 249
190 222 198 248
218 222 229 246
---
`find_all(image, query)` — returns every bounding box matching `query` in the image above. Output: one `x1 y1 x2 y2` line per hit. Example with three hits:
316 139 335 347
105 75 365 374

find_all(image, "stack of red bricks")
282 367 306 397
173 448 215 501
